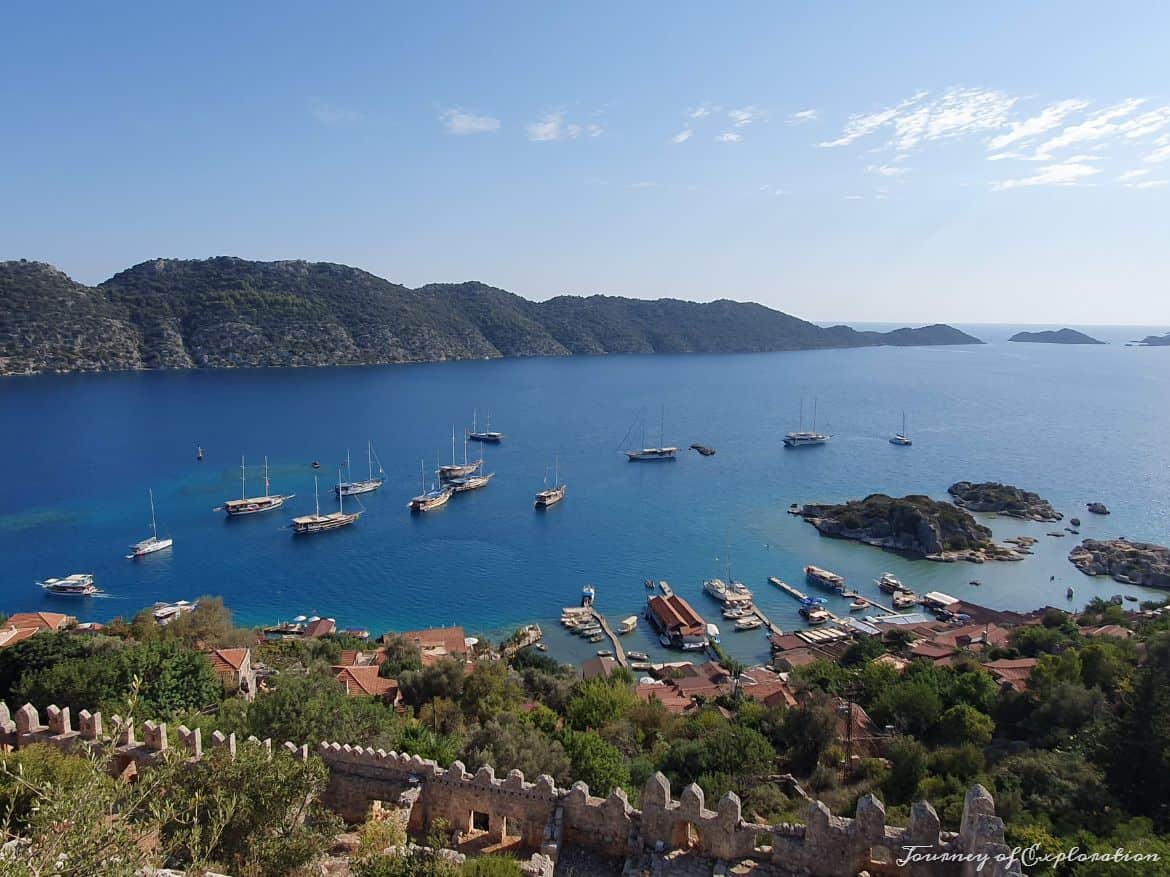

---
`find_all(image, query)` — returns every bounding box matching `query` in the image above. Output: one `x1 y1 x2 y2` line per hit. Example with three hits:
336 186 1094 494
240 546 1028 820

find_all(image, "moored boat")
892 590 917 609
735 615 764 631
890 411 912 446
439 428 482 480
409 459 454 512
624 405 677 461
292 471 361 534
619 616 638 634
223 456 293 516
467 409 504 443
806 565 845 591
535 457 566 508
337 441 385 496
849 599 868 612
876 573 904 594
128 488 173 558
784 399 831 447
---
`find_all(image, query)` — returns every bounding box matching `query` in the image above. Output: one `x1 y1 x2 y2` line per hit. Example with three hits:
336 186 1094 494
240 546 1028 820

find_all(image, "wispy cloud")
868 164 909 177
1116 169 1150 182
992 160 1101 191
843 194 865 200
1033 98 1146 158
728 106 761 127
526 112 601 142
1129 179 1168 189
787 109 818 125
689 104 718 119
987 99 1089 151
715 131 742 143
439 108 500 135
1145 136 1170 163
308 97 361 125
759 184 788 195
672 129 693 144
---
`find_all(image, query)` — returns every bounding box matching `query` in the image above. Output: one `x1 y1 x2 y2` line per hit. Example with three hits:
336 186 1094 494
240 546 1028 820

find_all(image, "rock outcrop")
947 482 1062 522
1136 331 1170 346
1086 502 1110 515
1068 539 1170 589
1 258 985 376
1008 328 1104 344
798 494 1024 562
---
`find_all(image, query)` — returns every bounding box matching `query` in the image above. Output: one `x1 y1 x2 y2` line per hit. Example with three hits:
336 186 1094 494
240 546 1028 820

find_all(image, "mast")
451 426 457 465
798 398 804 432
554 455 559 488
902 411 907 437
660 404 665 448
812 399 818 434
149 488 157 539
264 456 271 496
338 468 344 514
367 440 374 481
314 475 320 517
419 459 426 494
241 455 246 500
472 408 478 434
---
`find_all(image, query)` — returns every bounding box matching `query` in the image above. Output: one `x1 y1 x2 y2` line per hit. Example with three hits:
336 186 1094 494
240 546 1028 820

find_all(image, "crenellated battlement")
0 702 1023 876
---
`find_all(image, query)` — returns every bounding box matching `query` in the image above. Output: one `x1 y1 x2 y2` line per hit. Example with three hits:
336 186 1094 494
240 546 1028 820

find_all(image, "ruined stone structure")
0 702 1022 876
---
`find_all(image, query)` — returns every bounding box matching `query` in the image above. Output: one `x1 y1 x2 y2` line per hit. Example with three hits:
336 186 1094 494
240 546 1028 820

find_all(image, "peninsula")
797 493 1024 562
0 258 984 375
1069 538 1170 589
1136 331 1170 346
947 481 1062 522
1008 328 1104 344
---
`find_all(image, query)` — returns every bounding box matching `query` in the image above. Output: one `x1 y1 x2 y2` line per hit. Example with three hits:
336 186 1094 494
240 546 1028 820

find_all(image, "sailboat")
890 411 912 446
222 456 294 516
291 469 361 534
624 405 678 461
535 456 566 508
439 428 481 480
127 488 173 558
336 441 386 495
409 458 454 512
467 409 504 443
783 398 830 447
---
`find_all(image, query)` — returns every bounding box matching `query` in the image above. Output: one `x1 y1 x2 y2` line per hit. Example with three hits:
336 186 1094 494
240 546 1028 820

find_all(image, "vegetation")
0 258 983 375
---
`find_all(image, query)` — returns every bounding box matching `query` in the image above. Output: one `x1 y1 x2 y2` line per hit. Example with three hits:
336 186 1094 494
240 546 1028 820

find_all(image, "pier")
587 608 627 668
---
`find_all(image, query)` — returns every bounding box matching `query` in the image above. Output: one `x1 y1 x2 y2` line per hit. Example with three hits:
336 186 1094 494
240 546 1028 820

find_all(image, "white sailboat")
890 411 912 446
128 488 173 558
535 456 566 507
784 398 831 447
624 405 678 461
467 409 504 443
337 441 385 495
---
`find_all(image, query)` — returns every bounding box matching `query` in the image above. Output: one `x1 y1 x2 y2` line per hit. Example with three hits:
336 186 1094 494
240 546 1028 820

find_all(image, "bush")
462 857 524 877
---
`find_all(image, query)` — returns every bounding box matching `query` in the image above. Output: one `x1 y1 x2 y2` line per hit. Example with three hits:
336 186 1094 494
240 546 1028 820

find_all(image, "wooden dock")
586 607 627 668
767 575 851 627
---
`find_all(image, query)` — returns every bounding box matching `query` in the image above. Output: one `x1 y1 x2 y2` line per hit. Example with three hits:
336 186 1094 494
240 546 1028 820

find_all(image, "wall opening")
669 820 701 850
471 810 490 833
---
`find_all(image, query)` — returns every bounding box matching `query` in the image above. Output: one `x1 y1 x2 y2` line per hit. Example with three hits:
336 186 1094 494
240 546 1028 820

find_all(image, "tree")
883 736 928 804
993 748 1117 836
938 704 994 747
399 657 466 708
379 634 422 678
562 729 630 795
1106 632 1170 828
565 677 637 731
780 694 837 775
872 679 942 738
461 661 523 723
461 714 570 784
246 671 396 744
165 596 253 648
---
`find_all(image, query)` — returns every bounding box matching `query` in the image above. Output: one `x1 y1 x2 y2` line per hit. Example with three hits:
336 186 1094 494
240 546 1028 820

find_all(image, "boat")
806 565 845 591
704 578 730 601
627 651 649 662
783 398 831 448
619 616 638 634
292 470 362 534
624 405 678 461
630 662 653 671
728 581 753 602
409 459 454 512
849 599 868 612
876 573 904 594
588 634 604 644
38 573 99 596
196 445 203 461
803 608 831 625
596 650 613 657
1066 587 1074 599
467 409 504 443
128 488 173 558
735 616 764 631
723 605 750 619
337 441 385 496
690 444 716 456
448 451 495 493
223 456 293 516
582 584 595 606
439 429 482 480
706 622 722 643
644 578 656 589
890 411 912 446
892 590 917 609
535 457 566 508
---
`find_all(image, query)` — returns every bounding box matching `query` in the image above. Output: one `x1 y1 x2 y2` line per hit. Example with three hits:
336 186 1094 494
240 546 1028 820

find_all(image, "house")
645 595 707 650
208 648 257 700
738 666 799 709
984 657 1039 693
668 661 730 699
635 682 696 715
333 665 401 703
395 626 468 666
1079 624 1133 640
0 611 75 649
303 617 337 639
908 640 959 664
932 623 1011 652
871 653 911 673
581 656 619 680
774 647 821 671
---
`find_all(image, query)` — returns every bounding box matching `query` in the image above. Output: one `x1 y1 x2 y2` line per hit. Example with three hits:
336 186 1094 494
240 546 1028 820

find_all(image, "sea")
1 323 1167 667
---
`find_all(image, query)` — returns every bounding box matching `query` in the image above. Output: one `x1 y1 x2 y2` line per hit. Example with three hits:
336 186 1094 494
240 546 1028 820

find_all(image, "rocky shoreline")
947 481 1062 522
1068 539 1170 589
798 493 1026 563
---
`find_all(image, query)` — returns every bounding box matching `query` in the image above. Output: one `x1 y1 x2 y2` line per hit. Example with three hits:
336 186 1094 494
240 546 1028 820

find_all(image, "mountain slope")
0 257 984 375
1009 328 1105 344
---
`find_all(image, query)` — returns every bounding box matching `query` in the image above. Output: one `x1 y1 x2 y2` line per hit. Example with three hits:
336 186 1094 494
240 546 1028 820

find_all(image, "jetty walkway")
587 608 627 668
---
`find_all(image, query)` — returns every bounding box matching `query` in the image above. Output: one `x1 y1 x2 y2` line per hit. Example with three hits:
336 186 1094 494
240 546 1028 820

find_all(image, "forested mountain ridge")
0 257 983 375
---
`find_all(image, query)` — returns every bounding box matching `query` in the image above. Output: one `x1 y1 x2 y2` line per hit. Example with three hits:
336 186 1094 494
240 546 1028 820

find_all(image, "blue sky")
3 2 1169 323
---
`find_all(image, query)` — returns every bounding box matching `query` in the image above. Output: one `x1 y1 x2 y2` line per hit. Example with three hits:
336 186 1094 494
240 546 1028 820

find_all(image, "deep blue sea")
2 323 1167 666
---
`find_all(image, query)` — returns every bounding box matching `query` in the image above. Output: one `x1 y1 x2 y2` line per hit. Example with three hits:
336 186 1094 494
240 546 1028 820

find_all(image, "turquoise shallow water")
1 323 1167 666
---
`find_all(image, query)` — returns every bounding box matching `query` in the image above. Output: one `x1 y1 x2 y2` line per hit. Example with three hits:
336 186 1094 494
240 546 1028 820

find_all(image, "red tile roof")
985 657 1039 692
7 612 71 631
635 683 695 715
209 648 249 674
333 665 399 699
304 618 337 638
397 626 467 665
646 595 705 636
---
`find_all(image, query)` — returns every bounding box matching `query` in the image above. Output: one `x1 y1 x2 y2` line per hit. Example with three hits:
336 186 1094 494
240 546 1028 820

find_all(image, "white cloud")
759 184 789 195
689 104 717 119
787 109 818 124
1130 179 1168 189
1145 136 1170 163
843 194 864 200
308 97 360 125
1117 169 1150 182
715 131 742 143
868 164 909 177
986 99 1089 151
526 112 599 142
821 88 1019 152
1119 107 1170 139
439 109 500 135
1034 98 1146 158
672 129 693 144
992 160 1102 191
728 106 761 127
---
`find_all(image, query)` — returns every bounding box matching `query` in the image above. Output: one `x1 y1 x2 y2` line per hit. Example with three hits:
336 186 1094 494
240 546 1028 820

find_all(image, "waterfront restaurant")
646 594 708 650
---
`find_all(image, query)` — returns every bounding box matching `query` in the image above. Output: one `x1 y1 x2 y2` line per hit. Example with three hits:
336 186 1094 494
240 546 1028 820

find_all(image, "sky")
2 3 1169 324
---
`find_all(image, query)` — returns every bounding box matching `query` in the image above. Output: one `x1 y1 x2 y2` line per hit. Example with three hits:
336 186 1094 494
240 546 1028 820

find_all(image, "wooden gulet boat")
292 470 361 534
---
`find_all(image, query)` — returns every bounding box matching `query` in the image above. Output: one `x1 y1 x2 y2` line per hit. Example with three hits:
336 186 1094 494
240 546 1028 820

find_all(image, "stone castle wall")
0 702 1022 876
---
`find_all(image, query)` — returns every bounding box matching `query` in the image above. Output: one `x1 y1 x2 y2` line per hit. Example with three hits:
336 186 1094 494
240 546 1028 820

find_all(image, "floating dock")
587 607 627 668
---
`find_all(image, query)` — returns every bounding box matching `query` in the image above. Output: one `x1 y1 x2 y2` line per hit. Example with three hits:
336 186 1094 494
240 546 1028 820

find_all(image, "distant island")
1069 538 1170 589
797 493 1026 562
0 257 983 375
947 481 1062 522
1136 331 1170 346
1008 328 1104 345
